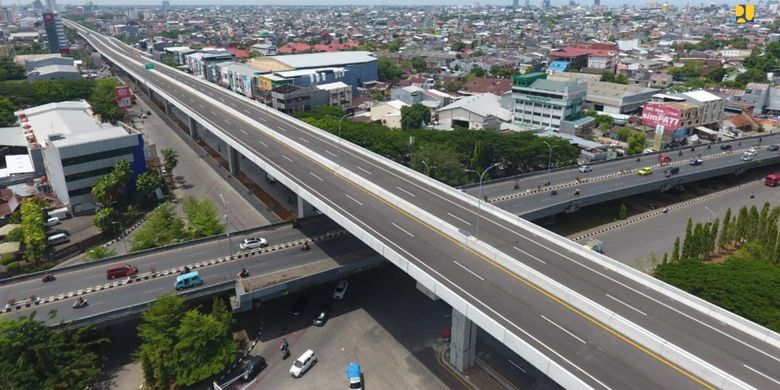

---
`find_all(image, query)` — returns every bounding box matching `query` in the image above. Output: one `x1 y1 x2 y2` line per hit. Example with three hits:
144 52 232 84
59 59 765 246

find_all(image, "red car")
658 154 672 163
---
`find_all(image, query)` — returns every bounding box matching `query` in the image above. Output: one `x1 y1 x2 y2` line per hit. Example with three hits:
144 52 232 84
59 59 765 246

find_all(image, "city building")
26 64 80 81
436 93 512 130
641 101 703 135
511 72 587 131
249 51 377 94
269 84 328 114
185 50 234 78
548 44 618 71
14 101 146 212
316 82 353 110
42 12 68 54
370 100 409 129
219 63 263 98
251 43 278 57
162 0 169 10
22 55 72 71
675 90 726 128
738 83 771 115
390 85 454 109
550 72 657 114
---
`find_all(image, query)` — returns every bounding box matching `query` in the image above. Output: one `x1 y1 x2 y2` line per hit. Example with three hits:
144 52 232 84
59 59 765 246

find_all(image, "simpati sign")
115 85 133 109
642 103 681 130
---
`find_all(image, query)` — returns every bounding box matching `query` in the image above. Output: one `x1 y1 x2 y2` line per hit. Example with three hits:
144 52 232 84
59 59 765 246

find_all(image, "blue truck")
346 362 362 390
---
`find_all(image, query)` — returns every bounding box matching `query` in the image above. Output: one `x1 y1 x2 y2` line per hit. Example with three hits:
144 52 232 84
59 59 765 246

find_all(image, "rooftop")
529 79 574 93
273 51 377 69
27 64 79 75
316 81 350 91
681 90 721 103
438 93 512 121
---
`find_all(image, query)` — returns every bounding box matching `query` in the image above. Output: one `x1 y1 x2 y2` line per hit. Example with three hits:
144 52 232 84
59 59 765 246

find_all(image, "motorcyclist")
238 268 249 278
302 242 310 251
280 338 289 352
181 266 190 274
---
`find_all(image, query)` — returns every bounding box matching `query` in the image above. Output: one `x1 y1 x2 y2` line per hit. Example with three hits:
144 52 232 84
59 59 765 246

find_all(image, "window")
65 166 114 183
61 146 136 167
67 187 92 197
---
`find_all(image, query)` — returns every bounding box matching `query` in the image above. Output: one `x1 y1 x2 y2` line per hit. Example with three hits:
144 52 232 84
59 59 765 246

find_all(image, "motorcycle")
42 274 56 283
237 269 249 278
301 242 310 251
72 298 89 309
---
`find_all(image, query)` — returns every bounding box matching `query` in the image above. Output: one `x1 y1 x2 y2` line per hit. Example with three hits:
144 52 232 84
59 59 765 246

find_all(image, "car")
720 144 733 151
290 349 316 378
290 296 307 316
312 304 332 327
768 144 779 151
240 355 266 382
333 280 349 300
689 157 703 166
346 362 363 390
725 131 738 138
657 154 671 163
45 217 60 227
741 150 757 161
663 166 680 177
637 167 653 176
578 165 592 173
239 237 268 250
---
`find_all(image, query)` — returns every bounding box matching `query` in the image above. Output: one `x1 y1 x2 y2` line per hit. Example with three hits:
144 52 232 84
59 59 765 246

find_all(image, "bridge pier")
188 116 199 139
164 100 173 115
297 196 317 217
449 308 477 372
227 145 241 176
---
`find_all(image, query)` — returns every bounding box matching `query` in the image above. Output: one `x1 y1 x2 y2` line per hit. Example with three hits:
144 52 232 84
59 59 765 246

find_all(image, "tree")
89 78 125 123
600 71 628 84
758 202 771 241
135 171 162 205
627 132 647 155
692 223 704 260
682 218 693 259
20 197 46 262
410 56 426 73
672 236 681 262
469 65 486 78
136 294 186 389
667 60 704 81
410 143 468 186
746 205 760 242
93 206 114 233
617 203 627 220
86 245 117 260
400 103 431 130
377 57 404 83
91 159 132 210
452 40 466 51
708 218 719 256
735 68 769 87
0 317 107 389
173 299 237 385
130 205 186 252
719 208 732 250
182 196 224 238
0 97 15 127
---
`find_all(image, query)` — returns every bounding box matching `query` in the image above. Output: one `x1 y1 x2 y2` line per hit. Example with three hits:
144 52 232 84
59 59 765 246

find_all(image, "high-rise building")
513 0 519 8
543 0 551 9
594 0 601 6
43 12 68 54
45 0 56 12
162 0 170 11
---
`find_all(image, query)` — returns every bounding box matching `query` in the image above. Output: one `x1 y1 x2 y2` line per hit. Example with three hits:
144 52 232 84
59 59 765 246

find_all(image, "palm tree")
161 148 178 188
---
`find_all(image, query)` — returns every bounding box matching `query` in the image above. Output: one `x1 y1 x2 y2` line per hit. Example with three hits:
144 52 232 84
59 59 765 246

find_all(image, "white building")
437 93 512 130
677 90 726 128
370 100 408 129
512 72 587 131
316 81 353 110
15 101 146 212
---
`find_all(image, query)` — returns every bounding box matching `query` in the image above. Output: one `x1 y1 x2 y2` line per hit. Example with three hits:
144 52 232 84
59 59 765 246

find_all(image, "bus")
765 173 780 187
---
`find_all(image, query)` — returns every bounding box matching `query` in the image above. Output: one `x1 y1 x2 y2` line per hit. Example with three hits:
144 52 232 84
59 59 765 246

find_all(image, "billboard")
115 85 133 109
641 103 681 131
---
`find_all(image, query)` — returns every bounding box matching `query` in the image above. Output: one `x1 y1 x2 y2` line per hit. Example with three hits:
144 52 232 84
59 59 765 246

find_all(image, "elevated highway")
55 21 780 389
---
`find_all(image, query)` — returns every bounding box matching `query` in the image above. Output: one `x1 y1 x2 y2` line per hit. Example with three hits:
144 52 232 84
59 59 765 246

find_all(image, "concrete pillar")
164 100 173 115
416 282 439 301
227 145 240 176
188 116 198 139
449 308 477 372
297 196 316 218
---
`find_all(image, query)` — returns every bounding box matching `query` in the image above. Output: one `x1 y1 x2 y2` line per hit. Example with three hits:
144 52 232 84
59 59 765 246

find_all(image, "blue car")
346 362 362 390
175 271 204 291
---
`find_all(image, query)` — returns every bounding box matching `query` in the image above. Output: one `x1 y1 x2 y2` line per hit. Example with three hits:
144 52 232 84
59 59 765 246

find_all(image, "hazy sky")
56 0 740 7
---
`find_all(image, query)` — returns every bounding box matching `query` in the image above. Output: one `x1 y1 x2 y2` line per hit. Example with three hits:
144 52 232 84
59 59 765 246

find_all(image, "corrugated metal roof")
273 51 376 69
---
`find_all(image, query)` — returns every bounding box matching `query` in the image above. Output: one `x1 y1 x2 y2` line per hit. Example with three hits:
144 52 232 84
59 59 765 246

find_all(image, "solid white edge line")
541 315 587 344
344 194 363 206
447 212 472 226
743 364 780 385
356 165 372 175
309 172 324 182
508 359 527 373
513 246 547 264
453 260 485 281
606 294 647 316
390 222 415 238
396 186 416 197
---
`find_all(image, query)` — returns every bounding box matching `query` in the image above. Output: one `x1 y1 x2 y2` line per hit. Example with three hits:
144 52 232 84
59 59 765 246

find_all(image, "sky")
54 0 742 6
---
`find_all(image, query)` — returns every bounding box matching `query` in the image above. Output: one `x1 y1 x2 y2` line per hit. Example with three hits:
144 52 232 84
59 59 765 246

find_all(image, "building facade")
511 72 587 130
317 82 352 110
270 85 328 114
42 12 68 54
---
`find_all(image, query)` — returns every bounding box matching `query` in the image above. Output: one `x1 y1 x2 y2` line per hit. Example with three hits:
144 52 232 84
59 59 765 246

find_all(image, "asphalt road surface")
67 23 780 389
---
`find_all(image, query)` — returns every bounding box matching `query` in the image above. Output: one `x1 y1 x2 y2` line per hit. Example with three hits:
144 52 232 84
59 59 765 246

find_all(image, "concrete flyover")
65 21 780 390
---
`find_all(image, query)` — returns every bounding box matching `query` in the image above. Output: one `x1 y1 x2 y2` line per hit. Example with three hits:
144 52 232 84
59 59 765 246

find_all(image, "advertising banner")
115 85 133 109
642 103 681 130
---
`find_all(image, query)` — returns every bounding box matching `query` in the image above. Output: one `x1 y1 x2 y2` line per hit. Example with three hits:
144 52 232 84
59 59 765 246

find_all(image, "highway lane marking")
605 294 647 316
210 111 217 116
447 212 472 226
244 109 251 114
225 119 232 125
395 186 415 197
325 150 338 158
257 140 268 147
356 166 372 175
96 38 707 390
512 246 547 264
298 137 310 144
281 155 293 162
344 194 363 206
453 260 485 281
199 103 205 109
239 129 248 135
391 222 415 238
309 172 324 182
508 360 527 373
541 315 586 344
743 364 780 385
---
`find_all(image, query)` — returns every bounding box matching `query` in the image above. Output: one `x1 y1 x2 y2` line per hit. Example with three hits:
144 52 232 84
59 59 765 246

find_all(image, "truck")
346 362 363 390
47 207 70 220
583 239 604 254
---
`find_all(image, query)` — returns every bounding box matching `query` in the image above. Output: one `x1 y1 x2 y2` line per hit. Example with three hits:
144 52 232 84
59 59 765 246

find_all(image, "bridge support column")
449 308 476 372
297 196 316 218
416 282 439 301
164 100 173 115
227 145 241 176
188 116 199 139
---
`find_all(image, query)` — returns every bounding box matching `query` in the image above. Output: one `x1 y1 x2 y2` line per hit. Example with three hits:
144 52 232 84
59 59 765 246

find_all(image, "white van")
47 233 69 246
289 349 316 378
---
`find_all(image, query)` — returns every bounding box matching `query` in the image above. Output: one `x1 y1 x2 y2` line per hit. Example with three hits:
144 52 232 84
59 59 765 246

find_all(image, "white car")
333 280 349 300
290 349 316 378
45 217 60 227
239 237 268 250
578 165 592 173
741 149 758 161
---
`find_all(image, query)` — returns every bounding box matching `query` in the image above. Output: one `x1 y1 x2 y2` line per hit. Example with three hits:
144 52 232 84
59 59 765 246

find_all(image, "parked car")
312 305 332 327
239 237 268 250
290 296 307 316
578 164 592 173
663 166 680 177
333 280 349 300
720 144 733 151
290 349 316 378
240 355 266 382
768 144 779 151
346 362 363 390
689 157 703 166
637 167 653 176
44 217 60 227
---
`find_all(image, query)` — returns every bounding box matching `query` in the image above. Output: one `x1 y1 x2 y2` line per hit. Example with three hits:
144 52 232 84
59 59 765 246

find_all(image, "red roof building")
277 43 313 54
460 77 512 95
549 45 618 70
226 47 249 60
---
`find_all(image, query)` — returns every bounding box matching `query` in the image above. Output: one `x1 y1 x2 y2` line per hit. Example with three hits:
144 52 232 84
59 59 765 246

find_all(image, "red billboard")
115 85 133 109
642 102 681 130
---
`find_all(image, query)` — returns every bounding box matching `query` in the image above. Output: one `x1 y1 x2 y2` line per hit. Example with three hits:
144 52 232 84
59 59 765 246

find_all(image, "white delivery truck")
48 207 70 220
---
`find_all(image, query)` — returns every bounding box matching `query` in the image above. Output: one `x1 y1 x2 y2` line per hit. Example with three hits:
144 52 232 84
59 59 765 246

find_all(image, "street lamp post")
704 206 716 220
337 113 350 165
421 160 436 176
542 140 553 186
219 194 233 256
466 163 501 239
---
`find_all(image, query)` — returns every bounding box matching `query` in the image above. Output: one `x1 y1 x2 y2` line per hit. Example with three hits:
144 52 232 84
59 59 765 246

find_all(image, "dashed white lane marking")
447 212 472 226
743 364 780 385
281 155 292 162
513 246 547 264
344 194 363 206
453 260 485 281
541 315 586 344
356 166 372 175
395 186 415 197
606 294 647 316
325 150 338 158
309 172 324 182
391 222 415 238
